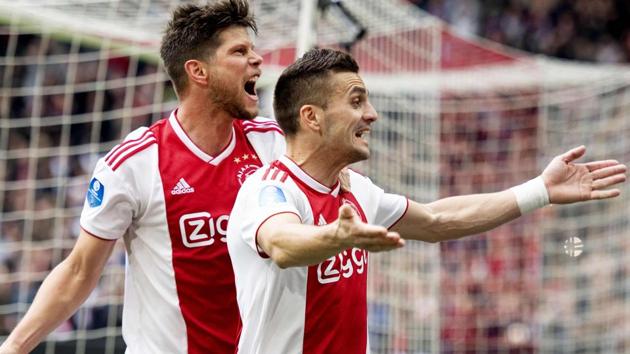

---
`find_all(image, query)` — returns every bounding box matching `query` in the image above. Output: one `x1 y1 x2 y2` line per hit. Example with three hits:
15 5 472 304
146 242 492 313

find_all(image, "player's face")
205 26 262 120
321 72 377 164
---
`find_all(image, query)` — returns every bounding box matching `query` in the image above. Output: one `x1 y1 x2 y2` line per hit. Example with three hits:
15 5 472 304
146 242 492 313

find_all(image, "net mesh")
0 1 629 353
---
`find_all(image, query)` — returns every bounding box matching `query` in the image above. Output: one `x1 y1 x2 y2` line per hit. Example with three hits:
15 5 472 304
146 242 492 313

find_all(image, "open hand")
334 204 404 252
541 146 627 204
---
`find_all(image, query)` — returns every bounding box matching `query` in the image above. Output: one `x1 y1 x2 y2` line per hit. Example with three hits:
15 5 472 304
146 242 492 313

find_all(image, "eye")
351 98 361 108
234 47 247 55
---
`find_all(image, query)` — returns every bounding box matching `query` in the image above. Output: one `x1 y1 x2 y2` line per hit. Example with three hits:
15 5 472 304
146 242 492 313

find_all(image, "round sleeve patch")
258 185 287 206
87 177 105 207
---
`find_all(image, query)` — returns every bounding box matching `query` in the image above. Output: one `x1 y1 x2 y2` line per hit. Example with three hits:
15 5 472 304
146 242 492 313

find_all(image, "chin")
231 104 258 121
347 149 370 164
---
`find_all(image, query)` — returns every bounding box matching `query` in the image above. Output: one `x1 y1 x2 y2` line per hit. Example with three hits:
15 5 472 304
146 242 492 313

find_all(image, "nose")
250 49 263 67
364 101 378 123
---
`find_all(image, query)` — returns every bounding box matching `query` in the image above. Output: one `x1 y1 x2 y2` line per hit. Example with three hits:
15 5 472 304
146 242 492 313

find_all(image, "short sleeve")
348 171 408 228
374 193 408 229
245 117 287 164
231 177 302 256
79 158 136 240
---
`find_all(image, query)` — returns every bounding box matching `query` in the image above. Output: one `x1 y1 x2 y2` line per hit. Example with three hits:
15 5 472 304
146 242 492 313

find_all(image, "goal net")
0 1 628 353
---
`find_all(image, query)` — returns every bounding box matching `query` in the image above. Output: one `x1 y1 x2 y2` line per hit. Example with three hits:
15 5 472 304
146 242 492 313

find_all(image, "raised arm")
392 146 626 243
257 205 404 268
0 230 116 354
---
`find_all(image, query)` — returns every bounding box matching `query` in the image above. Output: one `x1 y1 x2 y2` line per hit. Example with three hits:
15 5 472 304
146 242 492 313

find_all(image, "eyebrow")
348 86 368 96
228 41 254 50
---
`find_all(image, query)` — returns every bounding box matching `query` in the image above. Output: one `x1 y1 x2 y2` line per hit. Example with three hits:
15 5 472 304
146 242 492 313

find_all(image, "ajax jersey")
227 155 408 354
80 111 284 354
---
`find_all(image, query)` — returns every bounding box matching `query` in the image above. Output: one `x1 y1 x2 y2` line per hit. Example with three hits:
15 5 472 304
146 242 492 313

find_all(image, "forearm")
393 189 522 243
1 259 101 353
426 190 521 241
263 222 344 268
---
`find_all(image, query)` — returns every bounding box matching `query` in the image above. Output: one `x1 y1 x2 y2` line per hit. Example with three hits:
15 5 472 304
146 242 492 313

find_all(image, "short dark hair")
273 48 359 137
160 0 257 96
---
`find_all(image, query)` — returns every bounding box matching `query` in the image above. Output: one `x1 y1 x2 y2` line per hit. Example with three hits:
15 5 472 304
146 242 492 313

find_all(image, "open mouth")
355 129 370 141
244 76 258 99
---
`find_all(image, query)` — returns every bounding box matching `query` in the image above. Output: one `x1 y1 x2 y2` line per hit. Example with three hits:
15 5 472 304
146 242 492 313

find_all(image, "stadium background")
0 0 629 353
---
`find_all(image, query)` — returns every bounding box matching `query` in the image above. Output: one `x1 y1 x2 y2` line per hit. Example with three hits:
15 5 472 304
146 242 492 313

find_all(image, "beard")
207 73 258 120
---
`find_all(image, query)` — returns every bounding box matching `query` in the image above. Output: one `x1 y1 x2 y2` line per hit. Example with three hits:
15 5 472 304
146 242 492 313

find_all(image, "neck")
285 139 348 188
177 98 233 157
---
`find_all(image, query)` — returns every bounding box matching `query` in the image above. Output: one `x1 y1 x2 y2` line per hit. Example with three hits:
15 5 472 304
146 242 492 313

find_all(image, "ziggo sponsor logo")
317 248 368 284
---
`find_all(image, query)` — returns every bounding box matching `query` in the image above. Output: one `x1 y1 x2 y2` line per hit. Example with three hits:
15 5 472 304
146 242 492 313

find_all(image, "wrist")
0 341 23 354
324 222 350 249
510 176 550 214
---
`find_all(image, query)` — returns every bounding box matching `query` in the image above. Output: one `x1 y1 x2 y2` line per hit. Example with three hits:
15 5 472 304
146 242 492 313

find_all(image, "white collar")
279 155 340 197
168 110 236 166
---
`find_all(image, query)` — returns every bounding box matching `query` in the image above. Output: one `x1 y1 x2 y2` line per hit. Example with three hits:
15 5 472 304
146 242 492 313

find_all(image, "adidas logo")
171 178 195 195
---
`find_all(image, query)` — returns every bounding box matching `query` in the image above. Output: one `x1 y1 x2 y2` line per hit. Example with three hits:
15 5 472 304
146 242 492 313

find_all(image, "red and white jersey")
79 110 285 354
227 155 408 354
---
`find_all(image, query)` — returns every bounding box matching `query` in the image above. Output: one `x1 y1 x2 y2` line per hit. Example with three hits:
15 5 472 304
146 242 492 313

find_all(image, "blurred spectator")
413 0 630 63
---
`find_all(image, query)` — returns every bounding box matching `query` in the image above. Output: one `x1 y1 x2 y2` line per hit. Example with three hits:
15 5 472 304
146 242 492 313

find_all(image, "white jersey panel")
80 158 136 239
80 128 188 354
228 166 313 354
348 171 408 227
245 117 286 164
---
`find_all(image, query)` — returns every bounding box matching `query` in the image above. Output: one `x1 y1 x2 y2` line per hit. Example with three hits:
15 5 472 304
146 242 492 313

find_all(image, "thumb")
561 145 586 163
338 204 355 221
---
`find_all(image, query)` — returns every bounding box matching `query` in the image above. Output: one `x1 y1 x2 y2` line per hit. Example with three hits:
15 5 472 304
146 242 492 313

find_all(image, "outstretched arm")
257 205 404 268
392 146 626 243
0 230 116 354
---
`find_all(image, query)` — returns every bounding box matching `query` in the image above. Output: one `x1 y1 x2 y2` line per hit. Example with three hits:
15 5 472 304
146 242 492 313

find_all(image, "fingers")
360 232 405 252
590 164 626 181
592 174 627 190
337 206 404 251
338 204 355 221
590 188 621 200
584 160 622 172
353 226 403 248
351 224 394 244
560 145 586 163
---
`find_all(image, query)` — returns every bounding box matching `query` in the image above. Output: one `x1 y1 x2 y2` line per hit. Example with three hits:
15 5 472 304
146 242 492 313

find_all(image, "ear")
183 59 208 86
298 105 324 133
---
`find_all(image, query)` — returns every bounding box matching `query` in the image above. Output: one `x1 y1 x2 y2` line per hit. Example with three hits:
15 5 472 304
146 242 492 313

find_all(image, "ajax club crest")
234 154 260 185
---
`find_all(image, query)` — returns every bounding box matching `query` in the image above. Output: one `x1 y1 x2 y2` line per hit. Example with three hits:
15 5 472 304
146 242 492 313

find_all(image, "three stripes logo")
171 178 195 195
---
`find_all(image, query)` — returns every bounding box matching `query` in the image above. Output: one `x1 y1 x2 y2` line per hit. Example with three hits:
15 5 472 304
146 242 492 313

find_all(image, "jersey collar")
168 110 236 166
278 155 341 197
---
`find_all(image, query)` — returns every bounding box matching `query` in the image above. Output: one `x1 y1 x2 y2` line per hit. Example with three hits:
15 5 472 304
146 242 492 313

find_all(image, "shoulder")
239 117 286 163
239 163 301 201
241 163 290 191
348 169 377 190
101 125 160 173
238 117 284 136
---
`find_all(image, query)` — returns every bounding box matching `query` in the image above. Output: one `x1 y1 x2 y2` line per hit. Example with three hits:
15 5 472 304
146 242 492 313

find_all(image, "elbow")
422 212 444 244
269 252 293 269
264 242 294 269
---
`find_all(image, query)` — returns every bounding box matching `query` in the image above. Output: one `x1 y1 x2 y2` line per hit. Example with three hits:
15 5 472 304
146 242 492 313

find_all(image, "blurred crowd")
411 0 630 63
0 34 163 339
364 89 629 353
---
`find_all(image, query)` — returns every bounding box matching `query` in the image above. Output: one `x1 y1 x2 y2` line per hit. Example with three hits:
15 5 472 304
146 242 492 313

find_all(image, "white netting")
0 1 629 353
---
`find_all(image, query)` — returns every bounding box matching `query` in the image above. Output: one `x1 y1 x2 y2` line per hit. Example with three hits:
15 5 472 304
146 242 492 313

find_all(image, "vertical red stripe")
270 168 281 181
262 167 272 181
280 171 289 183
158 119 264 353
